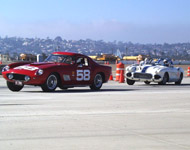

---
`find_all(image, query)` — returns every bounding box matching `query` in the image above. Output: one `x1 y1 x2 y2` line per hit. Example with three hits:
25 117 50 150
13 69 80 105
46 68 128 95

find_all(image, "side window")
76 57 89 67
65 56 75 64
84 58 89 66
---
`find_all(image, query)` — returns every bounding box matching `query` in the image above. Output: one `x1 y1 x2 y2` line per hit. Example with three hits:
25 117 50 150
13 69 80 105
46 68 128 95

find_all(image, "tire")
41 74 58 92
158 73 168 85
7 81 24 92
90 74 103 90
126 78 135 85
175 73 183 85
144 81 150 85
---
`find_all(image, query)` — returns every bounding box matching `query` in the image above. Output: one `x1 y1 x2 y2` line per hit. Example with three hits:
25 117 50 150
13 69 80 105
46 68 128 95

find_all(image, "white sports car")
125 59 184 85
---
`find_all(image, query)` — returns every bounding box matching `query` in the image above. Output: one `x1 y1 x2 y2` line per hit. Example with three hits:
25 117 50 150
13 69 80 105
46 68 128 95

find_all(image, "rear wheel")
175 73 183 85
158 73 168 85
126 78 135 85
41 74 58 92
90 74 103 90
7 81 24 92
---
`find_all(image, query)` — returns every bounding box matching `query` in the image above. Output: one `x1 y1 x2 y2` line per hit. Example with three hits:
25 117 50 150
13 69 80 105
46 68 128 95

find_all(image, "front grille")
7 73 26 81
134 73 152 79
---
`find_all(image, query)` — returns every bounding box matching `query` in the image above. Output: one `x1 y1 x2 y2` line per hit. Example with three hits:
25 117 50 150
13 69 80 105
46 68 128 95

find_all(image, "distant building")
0 54 10 62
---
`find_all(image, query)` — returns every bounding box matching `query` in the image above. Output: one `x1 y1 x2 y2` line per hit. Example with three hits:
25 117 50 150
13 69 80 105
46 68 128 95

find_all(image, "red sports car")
2 52 112 92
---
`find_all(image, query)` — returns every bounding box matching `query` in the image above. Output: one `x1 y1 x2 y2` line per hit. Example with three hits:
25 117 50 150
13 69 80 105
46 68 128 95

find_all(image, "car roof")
52 51 84 57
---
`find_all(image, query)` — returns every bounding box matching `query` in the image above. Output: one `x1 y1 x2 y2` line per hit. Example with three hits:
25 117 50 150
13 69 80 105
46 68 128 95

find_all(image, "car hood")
139 65 166 73
127 64 167 73
11 62 64 73
29 62 59 69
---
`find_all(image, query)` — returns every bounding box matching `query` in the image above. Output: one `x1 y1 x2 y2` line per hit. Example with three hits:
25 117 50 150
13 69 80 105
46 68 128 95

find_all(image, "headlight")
35 69 43 75
8 74 13 79
2 65 9 72
155 69 160 74
24 76 30 82
131 67 136 72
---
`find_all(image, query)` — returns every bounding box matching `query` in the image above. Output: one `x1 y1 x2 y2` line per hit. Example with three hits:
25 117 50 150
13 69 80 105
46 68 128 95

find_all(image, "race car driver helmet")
163 59 169 66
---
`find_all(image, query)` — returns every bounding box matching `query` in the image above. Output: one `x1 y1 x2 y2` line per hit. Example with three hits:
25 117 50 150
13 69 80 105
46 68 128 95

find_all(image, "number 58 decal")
77 70 90 81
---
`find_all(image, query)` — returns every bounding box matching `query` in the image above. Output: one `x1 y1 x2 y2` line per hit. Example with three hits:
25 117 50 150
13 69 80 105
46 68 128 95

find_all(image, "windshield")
44 54 75 64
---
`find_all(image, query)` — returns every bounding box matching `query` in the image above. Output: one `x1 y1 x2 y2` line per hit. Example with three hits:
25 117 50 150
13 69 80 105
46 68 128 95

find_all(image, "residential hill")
0 36 190 60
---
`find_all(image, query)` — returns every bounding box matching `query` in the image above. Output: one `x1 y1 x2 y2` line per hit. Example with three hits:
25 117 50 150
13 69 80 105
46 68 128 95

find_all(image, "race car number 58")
77 70 90 81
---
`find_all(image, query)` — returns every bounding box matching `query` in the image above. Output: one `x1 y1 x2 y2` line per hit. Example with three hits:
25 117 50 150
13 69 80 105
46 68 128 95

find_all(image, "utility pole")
126 48 128 56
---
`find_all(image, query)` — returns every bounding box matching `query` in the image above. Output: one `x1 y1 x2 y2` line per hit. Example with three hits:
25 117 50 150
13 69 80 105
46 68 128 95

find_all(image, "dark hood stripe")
141 66 150 73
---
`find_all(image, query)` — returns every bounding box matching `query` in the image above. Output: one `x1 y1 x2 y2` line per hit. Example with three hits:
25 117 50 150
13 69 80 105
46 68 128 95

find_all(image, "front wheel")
158 73 168 85
126 78 135 85
7 81 24 92
90 74 103 90
41 74 58 92
175 73 183 85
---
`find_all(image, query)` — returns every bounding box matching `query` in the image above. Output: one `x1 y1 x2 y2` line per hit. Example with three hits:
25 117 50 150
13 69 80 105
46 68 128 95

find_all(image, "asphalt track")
0 77 190 150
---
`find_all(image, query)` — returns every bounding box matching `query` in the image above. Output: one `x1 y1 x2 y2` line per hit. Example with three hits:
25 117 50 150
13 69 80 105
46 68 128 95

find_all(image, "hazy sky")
0 0 190 43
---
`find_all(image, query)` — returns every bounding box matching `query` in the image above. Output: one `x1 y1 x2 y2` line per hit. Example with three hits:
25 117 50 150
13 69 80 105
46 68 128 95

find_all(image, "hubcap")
47 75 57 90
94 74 102 87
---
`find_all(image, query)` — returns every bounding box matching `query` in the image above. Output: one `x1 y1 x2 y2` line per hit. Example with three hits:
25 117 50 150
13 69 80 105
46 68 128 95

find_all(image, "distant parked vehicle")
125 58 184 85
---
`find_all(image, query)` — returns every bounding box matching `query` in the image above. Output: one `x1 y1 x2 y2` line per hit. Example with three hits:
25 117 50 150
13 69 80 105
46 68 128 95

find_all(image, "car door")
75 57 92 85
60 56 76 85
168 66 179 82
